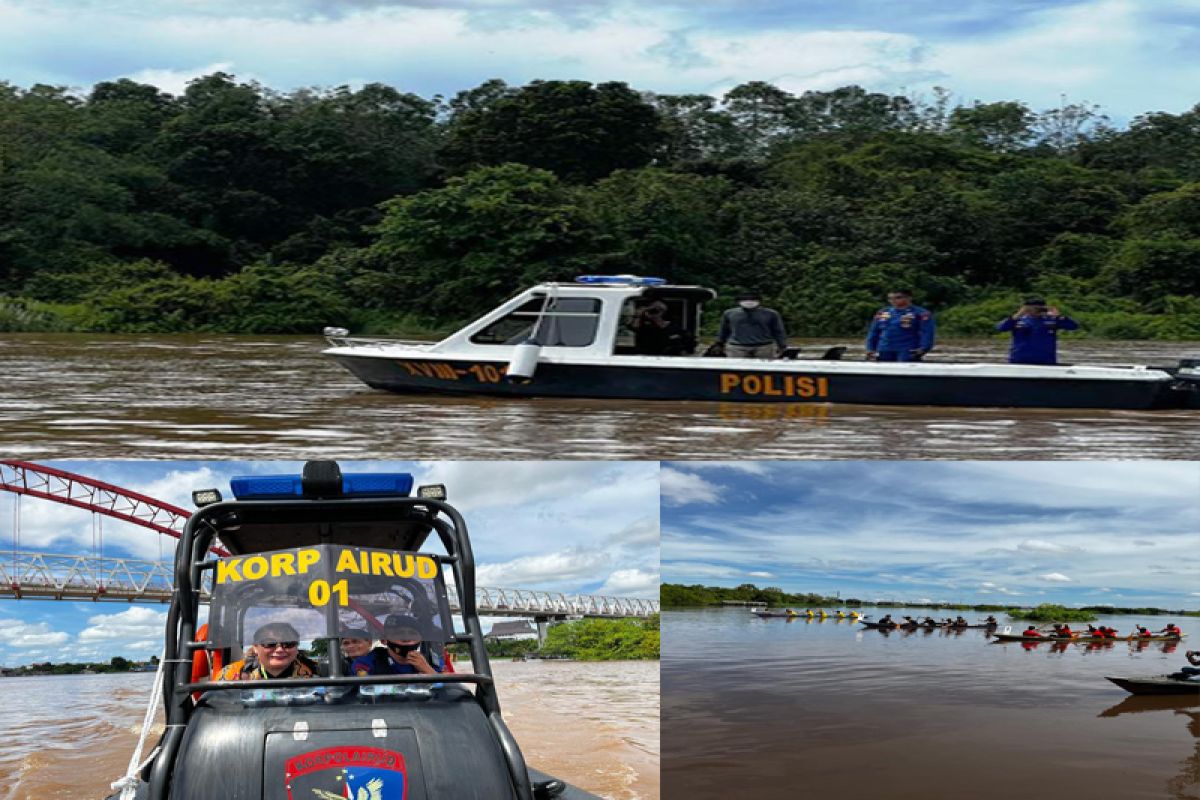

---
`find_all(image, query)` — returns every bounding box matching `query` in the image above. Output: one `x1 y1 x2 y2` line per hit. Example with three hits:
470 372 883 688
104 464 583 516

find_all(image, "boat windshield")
205 544 453 648
469 294 602 347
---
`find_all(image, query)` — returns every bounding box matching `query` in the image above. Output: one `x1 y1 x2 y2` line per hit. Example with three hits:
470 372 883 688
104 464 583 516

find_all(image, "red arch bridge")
0 461 658 620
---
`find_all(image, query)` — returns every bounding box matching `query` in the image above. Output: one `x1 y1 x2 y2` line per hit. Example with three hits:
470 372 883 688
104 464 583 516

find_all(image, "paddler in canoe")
1022 625 1044 638
1169 651 1200 681
1158 623 1183 638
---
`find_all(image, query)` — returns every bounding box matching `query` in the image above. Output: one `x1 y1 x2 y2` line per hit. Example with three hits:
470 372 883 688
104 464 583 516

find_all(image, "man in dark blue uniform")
865 290 935 362
995 297 1078 365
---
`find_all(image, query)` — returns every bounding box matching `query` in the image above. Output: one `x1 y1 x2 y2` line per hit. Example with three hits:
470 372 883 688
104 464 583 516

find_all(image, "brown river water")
0 660 659 800
2 334 1198 460
663 607 1200 800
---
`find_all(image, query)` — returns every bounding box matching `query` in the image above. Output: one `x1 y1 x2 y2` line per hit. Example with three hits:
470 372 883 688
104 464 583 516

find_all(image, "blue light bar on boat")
574 274 667 286
230 473 414 499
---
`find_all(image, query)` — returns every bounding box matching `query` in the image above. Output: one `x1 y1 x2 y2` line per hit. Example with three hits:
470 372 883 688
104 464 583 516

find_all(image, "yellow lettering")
216 558 243 584
796 377 816 398
762 375 783 396
818 377 830 398
270 552 296 577
242 556 268 580
297 548 320 574
743 375 762 395
720 373 740 394
393 554 415 578
370 551 394 576
336 549 361 574
416 556 438 580
401 362 421 376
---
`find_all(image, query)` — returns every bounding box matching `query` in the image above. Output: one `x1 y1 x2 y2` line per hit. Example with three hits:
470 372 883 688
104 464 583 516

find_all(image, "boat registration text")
719 373 830 398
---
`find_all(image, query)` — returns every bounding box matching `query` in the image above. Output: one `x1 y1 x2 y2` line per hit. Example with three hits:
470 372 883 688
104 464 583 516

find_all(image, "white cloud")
596 568 658 597
476 547 612 587
660 467 720 506
0 619 70 648
1018 539 1077 554
1038 572 1073 583
123 62 235 95
77 606 168 642
748 571 773 578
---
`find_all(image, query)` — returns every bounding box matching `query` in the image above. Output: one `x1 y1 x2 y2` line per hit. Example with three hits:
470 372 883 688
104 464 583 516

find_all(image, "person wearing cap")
866 290 935 362
996 297 1078 365
350 614 443 676
214 622 319 681
716 292 788 359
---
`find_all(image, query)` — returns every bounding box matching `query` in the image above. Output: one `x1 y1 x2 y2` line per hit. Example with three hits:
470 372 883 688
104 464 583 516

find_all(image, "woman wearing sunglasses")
350 614 443 676
215 622 319 681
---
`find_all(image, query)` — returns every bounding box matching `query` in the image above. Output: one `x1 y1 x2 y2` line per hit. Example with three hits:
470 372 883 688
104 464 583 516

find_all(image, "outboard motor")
506 339 541 384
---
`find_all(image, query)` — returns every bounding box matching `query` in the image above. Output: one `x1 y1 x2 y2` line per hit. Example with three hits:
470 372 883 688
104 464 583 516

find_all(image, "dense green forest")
661 583 1199 617
5 74 1200 338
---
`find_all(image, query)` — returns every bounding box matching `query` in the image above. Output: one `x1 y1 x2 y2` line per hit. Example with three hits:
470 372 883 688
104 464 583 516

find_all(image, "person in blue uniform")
995 297 1078 365
350 614 443 676
865 290 935 362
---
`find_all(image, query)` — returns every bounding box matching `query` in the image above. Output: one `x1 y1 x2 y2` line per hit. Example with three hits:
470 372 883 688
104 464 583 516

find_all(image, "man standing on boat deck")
866 290 936 362
996 297 1079 365
717 291 788 359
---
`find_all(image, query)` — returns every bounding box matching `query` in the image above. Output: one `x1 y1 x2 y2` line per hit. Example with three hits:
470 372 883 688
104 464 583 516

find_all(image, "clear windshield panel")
469 295 601 346
206 545 453 647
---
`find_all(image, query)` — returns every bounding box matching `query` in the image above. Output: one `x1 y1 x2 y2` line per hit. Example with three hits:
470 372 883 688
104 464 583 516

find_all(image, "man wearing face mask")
716 291 788 359
349 614 443 676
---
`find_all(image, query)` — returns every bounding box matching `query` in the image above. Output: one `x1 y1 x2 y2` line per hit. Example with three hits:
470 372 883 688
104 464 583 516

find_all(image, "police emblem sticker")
286 745 407 800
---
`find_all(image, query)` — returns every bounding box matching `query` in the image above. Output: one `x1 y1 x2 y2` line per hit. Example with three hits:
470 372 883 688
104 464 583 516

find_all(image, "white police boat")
322 276 1200 410
105 461 599 800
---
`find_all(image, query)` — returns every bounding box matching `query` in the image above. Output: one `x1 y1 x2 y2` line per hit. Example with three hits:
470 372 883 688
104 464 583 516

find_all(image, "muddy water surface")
2 334 1198 459
0 660 657 800
663 607 1200 800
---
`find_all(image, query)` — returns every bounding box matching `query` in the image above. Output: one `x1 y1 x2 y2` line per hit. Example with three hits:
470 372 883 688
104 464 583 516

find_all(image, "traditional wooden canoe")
993 633 1184 643
1106 676 1200 695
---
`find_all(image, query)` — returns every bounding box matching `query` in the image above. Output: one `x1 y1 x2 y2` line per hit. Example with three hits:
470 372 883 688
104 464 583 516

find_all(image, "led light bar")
574 274 666 286
229 473 414 500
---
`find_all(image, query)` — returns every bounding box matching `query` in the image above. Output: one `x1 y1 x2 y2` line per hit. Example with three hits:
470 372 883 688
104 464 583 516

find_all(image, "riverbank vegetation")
0 656 154 676
447 616 660 661
661 584 1199 618
1007 604 1097 622
4 76 1200 337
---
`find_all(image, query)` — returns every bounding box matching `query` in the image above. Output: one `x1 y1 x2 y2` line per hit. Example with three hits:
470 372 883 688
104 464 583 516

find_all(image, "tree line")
661 584 1199 616
4 75 1200 338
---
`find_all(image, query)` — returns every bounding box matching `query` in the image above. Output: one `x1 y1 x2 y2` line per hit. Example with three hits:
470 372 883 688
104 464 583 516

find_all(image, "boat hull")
327 353 1197 410
1106 676 1200 695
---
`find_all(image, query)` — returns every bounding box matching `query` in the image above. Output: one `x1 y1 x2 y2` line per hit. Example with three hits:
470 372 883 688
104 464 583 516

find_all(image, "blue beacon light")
574 275 667 286
230 473 414 499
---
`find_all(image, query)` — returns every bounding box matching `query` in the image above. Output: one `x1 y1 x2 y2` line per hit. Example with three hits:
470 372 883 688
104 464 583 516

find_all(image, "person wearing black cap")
716 291 788 359
349 613 443 676
996 297 1078 365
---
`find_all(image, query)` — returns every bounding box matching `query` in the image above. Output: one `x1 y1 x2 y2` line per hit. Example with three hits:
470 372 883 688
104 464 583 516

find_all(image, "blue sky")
0 460 658 666
662 461 1200 609
2 0 1199 122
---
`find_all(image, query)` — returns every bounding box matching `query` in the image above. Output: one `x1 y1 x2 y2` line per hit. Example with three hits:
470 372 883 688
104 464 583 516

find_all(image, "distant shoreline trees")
4 75 1200 338
660 583 1198 617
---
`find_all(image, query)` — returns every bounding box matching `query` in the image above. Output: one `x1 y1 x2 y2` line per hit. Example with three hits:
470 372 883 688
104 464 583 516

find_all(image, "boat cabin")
437 275 717 358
